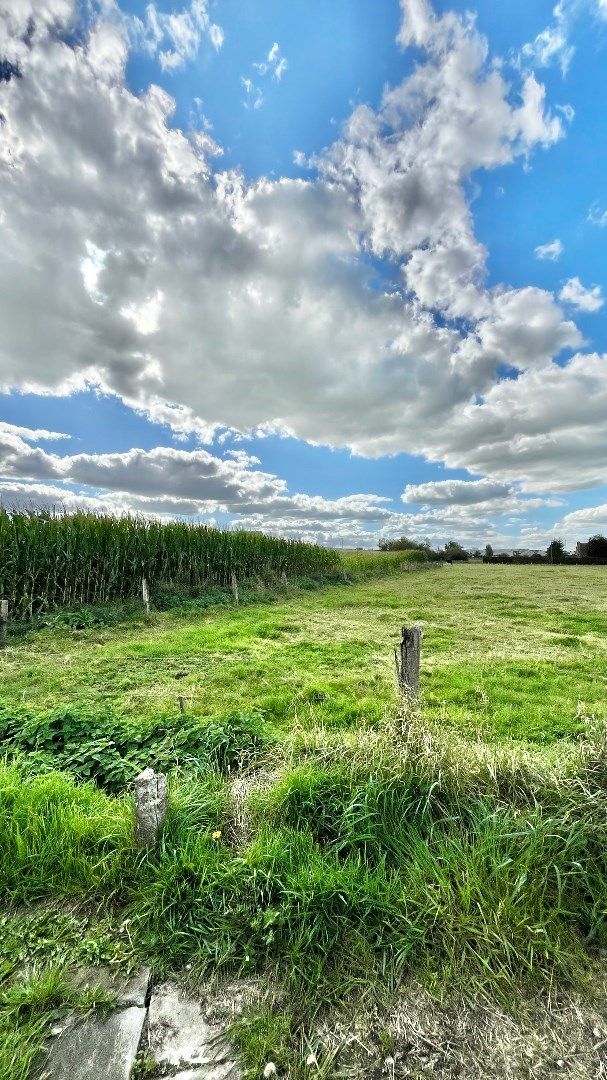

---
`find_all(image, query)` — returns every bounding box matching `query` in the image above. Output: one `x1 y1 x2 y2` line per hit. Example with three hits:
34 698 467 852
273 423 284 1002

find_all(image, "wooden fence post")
395 623 423 698
0 601 8 648
231 571 239 605
142 577 150 615
134 768 168 848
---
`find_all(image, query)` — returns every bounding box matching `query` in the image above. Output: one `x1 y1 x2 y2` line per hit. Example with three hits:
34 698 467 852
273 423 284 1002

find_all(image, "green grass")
3 564 607 1073
2 563 606 746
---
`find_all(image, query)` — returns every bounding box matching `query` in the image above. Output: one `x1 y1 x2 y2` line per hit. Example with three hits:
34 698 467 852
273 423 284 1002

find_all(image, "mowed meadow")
3 553 607 1076
3 560 606 748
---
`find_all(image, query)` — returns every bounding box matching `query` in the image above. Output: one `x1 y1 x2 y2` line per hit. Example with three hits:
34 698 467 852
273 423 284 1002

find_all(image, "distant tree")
378 536 430 554
546 539 566 561
471 549 482 559
485 544 494 558
587 535 607 558
442 540 469 562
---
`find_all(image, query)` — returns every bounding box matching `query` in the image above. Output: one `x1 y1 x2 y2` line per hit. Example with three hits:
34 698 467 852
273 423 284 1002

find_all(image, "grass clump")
231 1004 340 1078
0 760 133 901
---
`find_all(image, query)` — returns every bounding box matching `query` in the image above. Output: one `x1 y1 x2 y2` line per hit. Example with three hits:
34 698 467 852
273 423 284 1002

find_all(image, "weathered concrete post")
231 571 239 605
280 571 288 586
0 600 8 648
142 577 150 615
134 768 168 848
396 623 423 698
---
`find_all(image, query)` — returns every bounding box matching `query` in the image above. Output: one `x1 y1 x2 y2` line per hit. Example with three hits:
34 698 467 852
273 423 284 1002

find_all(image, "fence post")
0 601 7 648
142 577 150 615
395 623 423 698
134 768 168 848
178 695 185 714
281 571 288 586
231 571 239 605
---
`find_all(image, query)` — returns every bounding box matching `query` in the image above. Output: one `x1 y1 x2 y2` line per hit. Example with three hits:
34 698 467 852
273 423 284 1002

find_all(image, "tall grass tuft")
0 509 340 620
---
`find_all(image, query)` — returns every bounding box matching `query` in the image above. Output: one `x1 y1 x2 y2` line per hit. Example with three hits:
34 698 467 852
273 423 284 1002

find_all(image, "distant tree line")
378 537 471 561
378 534 607 565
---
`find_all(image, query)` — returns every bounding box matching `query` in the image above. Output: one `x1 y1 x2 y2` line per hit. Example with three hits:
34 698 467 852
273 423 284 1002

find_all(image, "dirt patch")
315 974 607 1078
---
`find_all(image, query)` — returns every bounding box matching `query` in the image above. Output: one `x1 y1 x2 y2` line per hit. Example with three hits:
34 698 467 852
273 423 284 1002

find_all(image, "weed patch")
0 705 272 788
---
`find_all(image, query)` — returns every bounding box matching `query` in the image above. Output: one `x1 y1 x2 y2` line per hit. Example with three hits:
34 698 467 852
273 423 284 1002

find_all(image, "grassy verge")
2 564 607 1074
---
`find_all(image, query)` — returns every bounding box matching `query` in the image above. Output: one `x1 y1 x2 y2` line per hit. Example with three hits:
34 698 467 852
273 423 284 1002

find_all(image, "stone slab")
40 1005 146 1080
147 982 239 1078
68 965 152 1008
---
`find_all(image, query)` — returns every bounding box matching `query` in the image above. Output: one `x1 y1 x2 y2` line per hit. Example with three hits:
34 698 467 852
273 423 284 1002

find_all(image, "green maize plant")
0 509 340 620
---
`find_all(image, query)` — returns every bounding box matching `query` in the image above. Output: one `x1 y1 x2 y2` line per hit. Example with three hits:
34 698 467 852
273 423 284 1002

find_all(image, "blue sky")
0 0 606 548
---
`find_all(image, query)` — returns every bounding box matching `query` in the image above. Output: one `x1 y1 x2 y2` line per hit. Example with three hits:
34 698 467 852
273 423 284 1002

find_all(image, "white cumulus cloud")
535 239 564 261
559 277 604 312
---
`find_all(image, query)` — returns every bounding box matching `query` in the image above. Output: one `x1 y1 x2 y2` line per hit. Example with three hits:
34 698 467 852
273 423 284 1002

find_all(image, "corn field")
0 510 340 620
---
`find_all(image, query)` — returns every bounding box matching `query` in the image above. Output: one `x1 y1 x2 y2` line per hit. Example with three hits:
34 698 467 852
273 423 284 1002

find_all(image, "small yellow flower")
212 830 222 840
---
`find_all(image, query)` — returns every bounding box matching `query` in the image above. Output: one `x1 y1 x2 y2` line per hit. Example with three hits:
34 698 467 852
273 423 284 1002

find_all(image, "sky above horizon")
1 0 606 549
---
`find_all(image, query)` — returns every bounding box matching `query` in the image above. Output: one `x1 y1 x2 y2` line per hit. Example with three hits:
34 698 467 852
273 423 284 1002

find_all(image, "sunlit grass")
2 564 607 745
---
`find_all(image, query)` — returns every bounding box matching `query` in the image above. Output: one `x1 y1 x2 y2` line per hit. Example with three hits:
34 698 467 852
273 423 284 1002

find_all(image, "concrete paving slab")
147 982 240 1077
40 1005 146 1080
68 965 152 1008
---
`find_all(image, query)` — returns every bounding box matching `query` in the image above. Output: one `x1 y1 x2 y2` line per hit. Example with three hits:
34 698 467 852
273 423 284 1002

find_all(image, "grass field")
3 562 607 1076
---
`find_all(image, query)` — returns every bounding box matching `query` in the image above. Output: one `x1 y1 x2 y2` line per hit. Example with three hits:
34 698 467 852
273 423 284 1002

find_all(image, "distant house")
495 548 542 557
576 541 589 557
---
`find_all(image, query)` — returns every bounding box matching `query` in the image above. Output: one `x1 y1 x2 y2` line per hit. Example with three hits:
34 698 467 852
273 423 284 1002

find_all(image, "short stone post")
178 695 185 714
231 571 239 605
395 623 423 698
0 600 8 648
280 571 288 586
142 577 150 615
134 768 168 848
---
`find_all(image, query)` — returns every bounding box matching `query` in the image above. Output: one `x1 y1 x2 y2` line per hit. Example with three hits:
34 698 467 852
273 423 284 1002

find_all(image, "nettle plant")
0 705 271 789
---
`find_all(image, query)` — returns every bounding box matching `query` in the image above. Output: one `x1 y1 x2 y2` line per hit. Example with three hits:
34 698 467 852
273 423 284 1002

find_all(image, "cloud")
0 422 70 443
0 479 210 518
399 481 561 522
403 478 513 505
123 0 223 71
245 41 287 107
535 238 564 261
0 0 599 503
559 276 604 312
518 500 607 551
519 1 575 75
424 352 607 492
588 203 607 227
0 432 398 529
558 503 607 538
2 424 539 546
241 76 264 110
